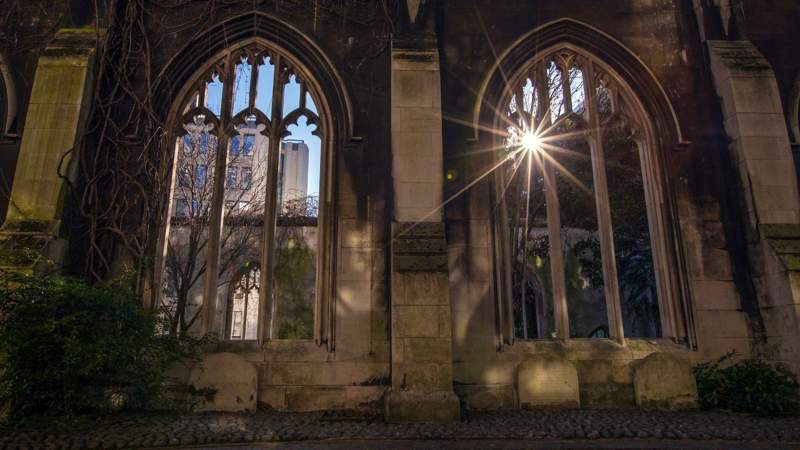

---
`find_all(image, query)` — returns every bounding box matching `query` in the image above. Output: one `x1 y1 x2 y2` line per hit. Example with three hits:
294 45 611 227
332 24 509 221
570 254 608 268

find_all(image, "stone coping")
496 338 693 361
197 337 690 362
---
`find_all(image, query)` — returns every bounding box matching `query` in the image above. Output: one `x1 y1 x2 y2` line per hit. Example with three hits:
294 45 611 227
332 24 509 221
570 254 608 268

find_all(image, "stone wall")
249 341 389 411
149 3 393 411
439 0 759 407
5 0 800 415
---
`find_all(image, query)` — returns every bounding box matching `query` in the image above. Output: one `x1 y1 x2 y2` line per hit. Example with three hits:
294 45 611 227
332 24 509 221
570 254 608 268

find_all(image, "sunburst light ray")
392 2 596 245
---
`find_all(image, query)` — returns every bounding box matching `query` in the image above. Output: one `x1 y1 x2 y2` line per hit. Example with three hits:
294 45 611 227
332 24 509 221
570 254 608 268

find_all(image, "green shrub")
694 352 800 416
0 271 205 421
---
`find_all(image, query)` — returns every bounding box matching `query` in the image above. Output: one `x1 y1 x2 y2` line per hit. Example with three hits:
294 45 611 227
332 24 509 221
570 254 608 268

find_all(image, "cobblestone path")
1 409 800 449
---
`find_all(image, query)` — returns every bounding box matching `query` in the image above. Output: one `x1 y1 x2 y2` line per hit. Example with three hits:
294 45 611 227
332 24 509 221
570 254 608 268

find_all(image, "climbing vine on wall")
0 0 67 56
68 0 394 316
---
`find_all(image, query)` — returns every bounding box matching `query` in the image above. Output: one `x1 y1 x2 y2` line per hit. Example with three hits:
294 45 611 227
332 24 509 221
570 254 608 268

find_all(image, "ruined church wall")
438 0 755 409
127 3 395 411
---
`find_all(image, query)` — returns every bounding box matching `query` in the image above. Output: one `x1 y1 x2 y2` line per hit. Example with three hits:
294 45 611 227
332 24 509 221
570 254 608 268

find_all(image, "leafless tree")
161 122 269 335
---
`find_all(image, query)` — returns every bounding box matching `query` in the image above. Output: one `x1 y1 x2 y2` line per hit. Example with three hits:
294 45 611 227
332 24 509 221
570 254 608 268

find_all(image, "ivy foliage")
274 231 316 340
694 352 800 417
0 272 205 422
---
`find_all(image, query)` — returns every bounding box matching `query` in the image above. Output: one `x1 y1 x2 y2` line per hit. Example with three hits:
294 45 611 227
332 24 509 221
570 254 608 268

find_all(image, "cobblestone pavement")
212 439 800 449
1 409 800 449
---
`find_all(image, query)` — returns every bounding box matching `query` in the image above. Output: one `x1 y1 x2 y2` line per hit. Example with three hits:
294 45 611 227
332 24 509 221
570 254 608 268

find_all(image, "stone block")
30 65 89 105
285 386 386 412
340 219 368 248
392 107 443 133
437 305 453 338
261 340 330 362
393 305 441 337
761 304 800 338
448 245 493 281
747 158 798 188
722 75 783 115
752 185 800 219
385 390 460 422
394 254 449 272
371 338 391 362
393 237 448 255
575 359 633 385
336 280 372 353
259 387 287 410
405 338 452 362
632 353 698 411
261 362 310 385
703 221 726 249
576 359 635 408
371 312 390 342
395 181 442 209
395 205 441 223
400 272 449 305
393 154 443 184
694 309 750 338
262 362 389 387
393 362 452 392
517 356 580 409
188 353 257 412
340 248 372 281
697 337 753 360
691 280 741 310
454 360 517 385
724 112 788 140
455 385 517 410
394 70 436 107
762 209 800 225
392 48 439 71
735 136 795 163
689 248 734 281
392 131 437 157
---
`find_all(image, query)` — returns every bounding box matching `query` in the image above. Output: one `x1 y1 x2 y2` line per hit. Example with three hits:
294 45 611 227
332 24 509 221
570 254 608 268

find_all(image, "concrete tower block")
633 353 698 411
517 356 580 409
189 353 258 412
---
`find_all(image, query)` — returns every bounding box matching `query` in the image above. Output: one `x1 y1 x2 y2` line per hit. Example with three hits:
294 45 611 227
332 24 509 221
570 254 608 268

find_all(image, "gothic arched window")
497 46 673 343
0 53 16 138
227 264 261 341
160 40 328 342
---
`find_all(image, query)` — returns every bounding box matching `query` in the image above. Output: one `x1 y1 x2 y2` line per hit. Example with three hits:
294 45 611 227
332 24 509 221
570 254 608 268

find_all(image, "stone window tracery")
498 47 669 343
160 41 326 342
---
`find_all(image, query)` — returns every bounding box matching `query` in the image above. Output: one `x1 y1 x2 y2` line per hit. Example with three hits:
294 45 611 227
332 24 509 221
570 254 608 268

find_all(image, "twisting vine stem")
71 0 393 311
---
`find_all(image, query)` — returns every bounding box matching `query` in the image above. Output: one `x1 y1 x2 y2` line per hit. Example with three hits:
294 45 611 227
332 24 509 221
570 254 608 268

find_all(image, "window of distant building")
161 40 326 341
495 46 676 343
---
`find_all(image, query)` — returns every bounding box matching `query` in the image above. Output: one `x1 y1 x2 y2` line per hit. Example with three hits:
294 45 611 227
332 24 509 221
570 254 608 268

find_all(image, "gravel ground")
1 409 800 449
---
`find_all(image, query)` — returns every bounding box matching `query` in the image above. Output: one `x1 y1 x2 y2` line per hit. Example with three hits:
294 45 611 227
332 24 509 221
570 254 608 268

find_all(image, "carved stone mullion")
585 60 626 345
201 50 236 335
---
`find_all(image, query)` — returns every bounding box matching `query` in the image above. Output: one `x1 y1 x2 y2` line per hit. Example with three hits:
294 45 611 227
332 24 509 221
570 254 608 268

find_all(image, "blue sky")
205 59 321 196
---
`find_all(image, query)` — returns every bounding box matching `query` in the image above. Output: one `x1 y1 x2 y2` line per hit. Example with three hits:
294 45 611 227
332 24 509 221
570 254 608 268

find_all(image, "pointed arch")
154 14 347 348
154 12 354 146
474 18 686 148
0 51 16 137
483 21 694 347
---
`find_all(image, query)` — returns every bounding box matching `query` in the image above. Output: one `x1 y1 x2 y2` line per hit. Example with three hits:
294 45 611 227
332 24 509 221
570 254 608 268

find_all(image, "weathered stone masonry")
2 0 800 418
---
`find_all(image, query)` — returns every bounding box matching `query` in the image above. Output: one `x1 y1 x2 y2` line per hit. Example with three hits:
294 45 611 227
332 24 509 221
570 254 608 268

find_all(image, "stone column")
0 28 99 272
385 37 459 422
707 40 800 373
